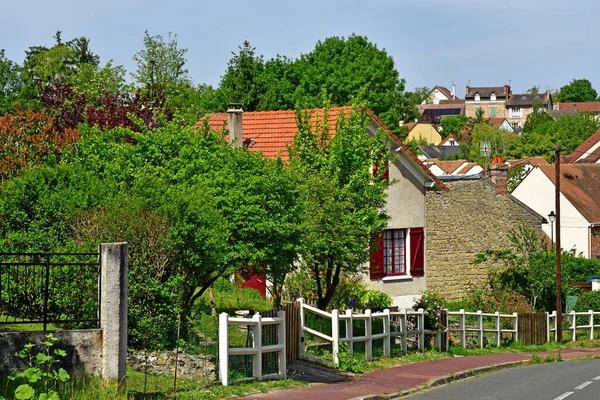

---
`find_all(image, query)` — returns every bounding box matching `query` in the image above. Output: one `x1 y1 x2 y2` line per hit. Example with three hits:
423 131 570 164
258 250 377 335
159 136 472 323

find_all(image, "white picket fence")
299 298 435 364
549 310 600 341
218 311 286 386
446 309 518 349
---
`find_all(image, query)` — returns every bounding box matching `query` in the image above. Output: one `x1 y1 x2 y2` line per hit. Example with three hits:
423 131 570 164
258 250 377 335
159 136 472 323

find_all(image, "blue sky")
1 0 598 95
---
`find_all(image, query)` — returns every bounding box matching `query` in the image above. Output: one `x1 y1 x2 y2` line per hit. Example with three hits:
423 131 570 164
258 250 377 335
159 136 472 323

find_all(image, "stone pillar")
99 243 128 387
227 105 243 148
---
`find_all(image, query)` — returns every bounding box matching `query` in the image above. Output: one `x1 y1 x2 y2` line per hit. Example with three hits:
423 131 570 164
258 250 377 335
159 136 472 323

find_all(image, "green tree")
67 60 130 101
558 78 598 102
0 49 26 114
132 31 190 97
469 123 516 165
526 85 540 94
219 40 265 111
522 99 553 133
292 34 408 133
289 102 391 309
440 115 469 137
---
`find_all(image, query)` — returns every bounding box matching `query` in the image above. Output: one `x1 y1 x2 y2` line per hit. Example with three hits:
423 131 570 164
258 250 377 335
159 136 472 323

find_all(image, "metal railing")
0 252 100 330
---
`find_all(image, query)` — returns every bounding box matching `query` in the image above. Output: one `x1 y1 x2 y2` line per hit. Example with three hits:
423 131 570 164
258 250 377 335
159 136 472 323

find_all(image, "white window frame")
490 93 496 101
383 229 407 276
510 108 523 118
474 94 481 102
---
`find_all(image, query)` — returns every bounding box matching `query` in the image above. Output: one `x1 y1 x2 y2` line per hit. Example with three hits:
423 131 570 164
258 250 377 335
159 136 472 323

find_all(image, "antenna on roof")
508 79 512 86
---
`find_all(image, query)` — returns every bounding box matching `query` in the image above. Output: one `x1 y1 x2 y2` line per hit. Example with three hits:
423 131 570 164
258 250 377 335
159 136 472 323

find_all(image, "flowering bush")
465 285 531 314
414 292 446 332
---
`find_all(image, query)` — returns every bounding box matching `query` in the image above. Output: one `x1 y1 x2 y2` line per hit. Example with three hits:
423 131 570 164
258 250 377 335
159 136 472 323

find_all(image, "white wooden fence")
299 298 435 364
548 310 600 341
218 311 286 386
446 309 518 349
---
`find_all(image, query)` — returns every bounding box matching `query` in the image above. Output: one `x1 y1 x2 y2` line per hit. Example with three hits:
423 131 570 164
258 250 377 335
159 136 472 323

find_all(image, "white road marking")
553 392 573 400
575 381 593 390
594 375 600 381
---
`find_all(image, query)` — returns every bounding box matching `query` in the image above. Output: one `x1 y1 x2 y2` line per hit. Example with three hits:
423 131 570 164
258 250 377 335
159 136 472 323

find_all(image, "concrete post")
345 309 353 352
218 313 229 386
277 310 286 379
252 313 262 380
99 243 128 387
382 309 391 357
365 309 372 360
297 298 305 359
331 310 339 365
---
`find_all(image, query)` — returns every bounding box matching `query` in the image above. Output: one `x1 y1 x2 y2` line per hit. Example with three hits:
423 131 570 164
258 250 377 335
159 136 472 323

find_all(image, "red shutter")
410 227 425 277
370 233 385 279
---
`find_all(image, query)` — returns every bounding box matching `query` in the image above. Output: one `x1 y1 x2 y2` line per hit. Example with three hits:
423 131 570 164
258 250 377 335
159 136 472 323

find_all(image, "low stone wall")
128 351 216 382
0 330 102 377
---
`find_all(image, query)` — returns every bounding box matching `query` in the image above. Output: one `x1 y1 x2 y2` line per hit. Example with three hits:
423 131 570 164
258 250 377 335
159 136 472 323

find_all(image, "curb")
350 360 526 400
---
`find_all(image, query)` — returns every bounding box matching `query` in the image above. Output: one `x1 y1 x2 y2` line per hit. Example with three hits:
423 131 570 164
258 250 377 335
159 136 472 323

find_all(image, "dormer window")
475 94 481 102
490 93 496 101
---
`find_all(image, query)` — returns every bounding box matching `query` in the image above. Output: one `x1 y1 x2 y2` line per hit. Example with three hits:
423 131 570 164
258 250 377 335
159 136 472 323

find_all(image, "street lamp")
548 211 556 246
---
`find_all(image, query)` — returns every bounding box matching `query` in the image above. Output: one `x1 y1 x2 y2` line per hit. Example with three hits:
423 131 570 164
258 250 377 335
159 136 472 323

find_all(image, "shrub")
462 285 531 314
573 291 600 312
414 292 446 331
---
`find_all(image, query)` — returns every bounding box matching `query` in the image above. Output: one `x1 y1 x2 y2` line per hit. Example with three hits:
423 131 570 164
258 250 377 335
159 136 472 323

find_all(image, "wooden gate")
263 301 301 362
517 312 547 345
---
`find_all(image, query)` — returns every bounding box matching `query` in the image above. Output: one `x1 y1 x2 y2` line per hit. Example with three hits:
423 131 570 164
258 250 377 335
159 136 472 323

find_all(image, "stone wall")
425 178 543 300
0 330 102 377
128 351 216 382
465 103 507 118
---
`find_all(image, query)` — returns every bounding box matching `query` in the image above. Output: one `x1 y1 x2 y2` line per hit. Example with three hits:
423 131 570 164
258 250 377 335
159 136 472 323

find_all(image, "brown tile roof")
507 156 549 169
418 103 465 111
561 130 600 163
456 162 480 174
425 159 468 175
537 163 600 222
433 86 453 99
404 122 417 131
196 107 449 192
558 102 600 112
439 99 465 104
488 117 508 128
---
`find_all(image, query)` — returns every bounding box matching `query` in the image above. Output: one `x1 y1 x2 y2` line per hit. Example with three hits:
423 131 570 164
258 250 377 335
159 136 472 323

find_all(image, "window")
474 106 481 116
510 108 522 118
490 106 497 117
370 227 424 279
490 93 496 101
474 94 480 102
384 229 406 275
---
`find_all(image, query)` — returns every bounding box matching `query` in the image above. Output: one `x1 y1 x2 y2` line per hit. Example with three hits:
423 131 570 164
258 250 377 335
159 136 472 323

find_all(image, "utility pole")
555 144 562 343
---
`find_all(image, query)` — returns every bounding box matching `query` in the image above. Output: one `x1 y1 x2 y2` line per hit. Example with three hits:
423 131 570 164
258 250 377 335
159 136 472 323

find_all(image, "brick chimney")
227 104 243 147
503 85 511 99
465 85 470 96
486 162 508 195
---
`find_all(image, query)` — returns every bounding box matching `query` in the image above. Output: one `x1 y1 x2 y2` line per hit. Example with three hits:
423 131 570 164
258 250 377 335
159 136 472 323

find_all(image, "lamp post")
548 211 556 247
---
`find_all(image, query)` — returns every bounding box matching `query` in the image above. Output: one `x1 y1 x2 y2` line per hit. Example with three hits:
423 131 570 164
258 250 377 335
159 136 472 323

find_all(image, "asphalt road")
406 359 600 400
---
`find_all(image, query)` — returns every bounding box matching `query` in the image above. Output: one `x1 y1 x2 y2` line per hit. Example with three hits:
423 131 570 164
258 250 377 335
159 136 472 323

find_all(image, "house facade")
403 121 443 145
424 85 458 105
426 166 545 300
511 163 600 258
197 106 448 308
464 85 511 118
505 92 553 128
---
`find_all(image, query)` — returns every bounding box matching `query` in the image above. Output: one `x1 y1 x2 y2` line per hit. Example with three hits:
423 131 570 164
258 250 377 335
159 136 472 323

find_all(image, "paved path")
246 347 600 400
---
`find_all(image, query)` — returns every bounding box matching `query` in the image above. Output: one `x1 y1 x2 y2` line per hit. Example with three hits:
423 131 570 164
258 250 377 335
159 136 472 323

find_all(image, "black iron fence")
0 252 100 330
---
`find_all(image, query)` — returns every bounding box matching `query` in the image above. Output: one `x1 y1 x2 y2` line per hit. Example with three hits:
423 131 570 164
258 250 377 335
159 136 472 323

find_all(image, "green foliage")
522 100 553 133
132 31 190 96
289 101 390 309
404 136 428 155
6 334 70 400
194 278 272 315
414 292 446 331
469 123 516 166
66 61 130 100
336 343 368 373
558 78 598 102
574 291 600 312
219 41 266 111
439 115 468 138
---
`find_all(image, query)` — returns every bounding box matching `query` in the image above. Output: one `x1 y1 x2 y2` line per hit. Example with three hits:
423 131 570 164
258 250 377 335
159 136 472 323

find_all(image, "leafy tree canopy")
557 78 598 102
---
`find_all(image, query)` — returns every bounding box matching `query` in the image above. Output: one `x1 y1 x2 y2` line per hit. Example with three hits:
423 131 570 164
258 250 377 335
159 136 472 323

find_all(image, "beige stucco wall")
425 178 543 300
363 154 429 307
465 102 507 119
406 124 442 145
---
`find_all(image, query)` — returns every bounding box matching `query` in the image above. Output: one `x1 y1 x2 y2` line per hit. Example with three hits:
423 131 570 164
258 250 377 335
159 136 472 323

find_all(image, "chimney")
486 162 508 195
465 85 470 96
227 104 243 147
452 82 456 99
503 84 511 99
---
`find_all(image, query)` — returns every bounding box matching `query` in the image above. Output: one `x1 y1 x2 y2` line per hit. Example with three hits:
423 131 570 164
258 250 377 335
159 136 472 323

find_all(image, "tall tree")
219 40 265 111
0 49 26 114
292 34 408 133
132 31 190 97
557 78 598 102
289 102 391 309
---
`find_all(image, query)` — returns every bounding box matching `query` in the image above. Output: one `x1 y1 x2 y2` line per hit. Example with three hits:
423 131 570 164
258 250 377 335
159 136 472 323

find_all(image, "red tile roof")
558 102 600 112
424 159 468 175
404 122 417 131
537 163 600 223
433 86 453 99
489 117 508 129
438 134 458 146
195 107 448 192
456 162 479 175
561 130 600 163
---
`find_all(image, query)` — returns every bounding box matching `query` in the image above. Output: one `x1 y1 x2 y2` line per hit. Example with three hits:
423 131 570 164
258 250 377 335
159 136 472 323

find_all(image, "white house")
511 163 600 258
